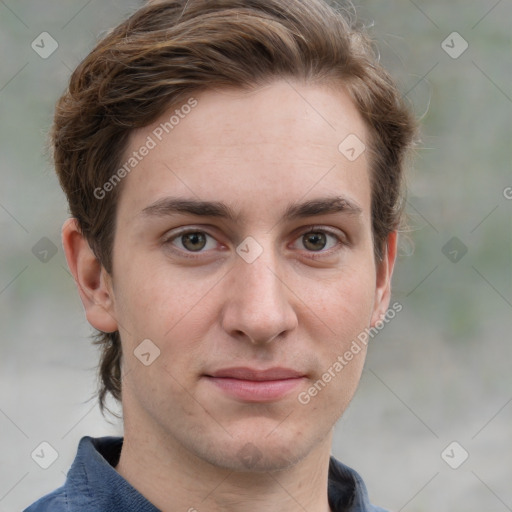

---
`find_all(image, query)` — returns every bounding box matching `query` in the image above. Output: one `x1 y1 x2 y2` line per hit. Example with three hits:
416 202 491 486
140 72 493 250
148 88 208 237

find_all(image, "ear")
62 218 118 333
370 231 398 327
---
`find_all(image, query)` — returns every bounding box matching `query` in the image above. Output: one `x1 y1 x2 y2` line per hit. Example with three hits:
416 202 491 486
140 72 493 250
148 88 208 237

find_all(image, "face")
100 80 394 471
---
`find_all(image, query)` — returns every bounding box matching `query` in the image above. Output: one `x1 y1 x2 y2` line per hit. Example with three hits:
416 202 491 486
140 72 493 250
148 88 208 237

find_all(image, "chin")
208 443 303 473
194 424 324 474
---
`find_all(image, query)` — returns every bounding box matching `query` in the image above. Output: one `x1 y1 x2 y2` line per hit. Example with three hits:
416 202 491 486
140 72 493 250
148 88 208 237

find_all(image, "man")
25 0 416 510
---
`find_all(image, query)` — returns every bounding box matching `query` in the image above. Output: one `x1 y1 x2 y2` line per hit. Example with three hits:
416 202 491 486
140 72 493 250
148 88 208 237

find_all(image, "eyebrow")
140 195 363 223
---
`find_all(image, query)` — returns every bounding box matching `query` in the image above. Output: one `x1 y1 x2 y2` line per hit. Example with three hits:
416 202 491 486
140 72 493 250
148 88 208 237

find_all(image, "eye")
166 230 218 253
292 228 344 253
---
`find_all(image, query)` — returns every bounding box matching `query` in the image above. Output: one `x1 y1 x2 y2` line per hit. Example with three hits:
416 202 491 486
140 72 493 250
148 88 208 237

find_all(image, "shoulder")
328 456 390 512
23 486 69 512
23 436 121 512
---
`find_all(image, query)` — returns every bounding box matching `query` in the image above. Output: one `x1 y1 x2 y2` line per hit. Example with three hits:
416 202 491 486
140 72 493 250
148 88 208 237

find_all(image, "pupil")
304 232 326 251
183 233 206 251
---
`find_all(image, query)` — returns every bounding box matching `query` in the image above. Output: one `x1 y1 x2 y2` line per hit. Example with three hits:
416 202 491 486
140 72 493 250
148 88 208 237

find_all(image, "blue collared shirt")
24 437 388 512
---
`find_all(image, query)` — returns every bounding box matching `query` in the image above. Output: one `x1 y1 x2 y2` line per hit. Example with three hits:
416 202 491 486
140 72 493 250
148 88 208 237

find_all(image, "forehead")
116 80 371 224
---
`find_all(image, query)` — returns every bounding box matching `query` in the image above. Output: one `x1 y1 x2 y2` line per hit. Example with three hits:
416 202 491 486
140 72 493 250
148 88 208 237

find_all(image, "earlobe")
370 231 398 327
61 218 118 333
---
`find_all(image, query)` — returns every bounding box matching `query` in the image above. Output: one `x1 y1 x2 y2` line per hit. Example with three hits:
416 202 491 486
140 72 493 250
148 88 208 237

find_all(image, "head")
58 0 416 471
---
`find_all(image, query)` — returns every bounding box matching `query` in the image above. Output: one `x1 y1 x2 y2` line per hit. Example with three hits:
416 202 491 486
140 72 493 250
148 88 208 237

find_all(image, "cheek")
297 263 375 407
111 257 224 376
115 262 213 413
302 274 373 415
112 257 197 330
304 264 377 339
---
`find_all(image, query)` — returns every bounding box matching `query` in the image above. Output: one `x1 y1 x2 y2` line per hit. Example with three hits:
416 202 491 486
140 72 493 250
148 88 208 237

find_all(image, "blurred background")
1 1 511 510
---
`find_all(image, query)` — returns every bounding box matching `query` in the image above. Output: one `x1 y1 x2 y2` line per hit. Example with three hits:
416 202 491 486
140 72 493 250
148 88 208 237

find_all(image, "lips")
208 367 305 381
204 367 306 402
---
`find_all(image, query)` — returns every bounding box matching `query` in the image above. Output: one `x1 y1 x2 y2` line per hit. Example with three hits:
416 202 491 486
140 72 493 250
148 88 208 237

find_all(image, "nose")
220 242 298 345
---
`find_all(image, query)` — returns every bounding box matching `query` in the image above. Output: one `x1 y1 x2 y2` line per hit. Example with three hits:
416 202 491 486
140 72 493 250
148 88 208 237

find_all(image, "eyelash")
162 226 348 260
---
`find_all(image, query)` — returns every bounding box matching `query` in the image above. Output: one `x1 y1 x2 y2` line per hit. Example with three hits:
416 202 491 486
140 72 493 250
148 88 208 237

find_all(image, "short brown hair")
52 0 416 411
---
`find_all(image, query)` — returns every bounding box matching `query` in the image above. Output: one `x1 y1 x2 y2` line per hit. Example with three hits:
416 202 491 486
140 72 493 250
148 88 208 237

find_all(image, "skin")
63 79 397 512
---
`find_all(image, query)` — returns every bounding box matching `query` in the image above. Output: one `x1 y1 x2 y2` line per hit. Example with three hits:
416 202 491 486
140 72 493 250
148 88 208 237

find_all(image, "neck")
116 415 334 512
